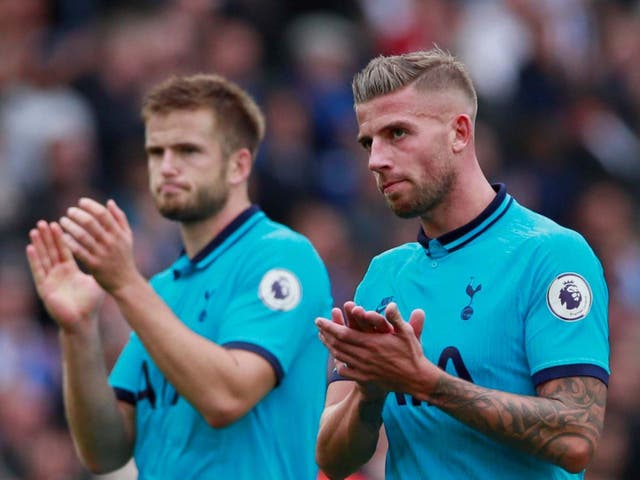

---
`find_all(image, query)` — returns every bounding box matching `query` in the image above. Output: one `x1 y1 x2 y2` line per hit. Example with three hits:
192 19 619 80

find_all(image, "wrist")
58 316 99 339
109 271 147 303
355 382 388 403
354 386 385 432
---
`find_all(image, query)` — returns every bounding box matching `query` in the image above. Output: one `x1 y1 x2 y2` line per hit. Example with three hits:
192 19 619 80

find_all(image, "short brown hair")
352 47 478 120
141 74 266 158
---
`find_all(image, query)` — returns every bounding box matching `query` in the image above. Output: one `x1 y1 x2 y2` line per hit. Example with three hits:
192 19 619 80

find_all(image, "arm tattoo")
429 376 607 464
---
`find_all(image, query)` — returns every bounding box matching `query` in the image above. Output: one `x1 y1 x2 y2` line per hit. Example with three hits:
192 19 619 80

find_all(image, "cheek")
148 168 160 188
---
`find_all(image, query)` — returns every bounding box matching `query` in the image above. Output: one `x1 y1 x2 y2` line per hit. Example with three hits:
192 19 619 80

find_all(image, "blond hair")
352 48 478 120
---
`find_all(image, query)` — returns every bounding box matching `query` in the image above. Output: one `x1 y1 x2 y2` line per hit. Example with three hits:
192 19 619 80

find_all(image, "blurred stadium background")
1 0 639 478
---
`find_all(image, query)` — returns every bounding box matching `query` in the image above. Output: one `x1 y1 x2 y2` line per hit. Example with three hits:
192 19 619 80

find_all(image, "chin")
393 209 421 219
386 199 416 219
158 207 184 221
156 198 186 218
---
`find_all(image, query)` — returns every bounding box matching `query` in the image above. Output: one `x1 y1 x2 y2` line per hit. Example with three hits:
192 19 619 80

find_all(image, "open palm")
26 221 104 330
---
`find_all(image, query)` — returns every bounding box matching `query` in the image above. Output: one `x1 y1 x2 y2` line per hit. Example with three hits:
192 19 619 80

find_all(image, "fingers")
83 198 131 238
107 199 130 231
318 303 424 352
38 220 60 265
26 198 124 281
316 316 369 348
60 198 122 257
26 240 46 289
60 213 98 258
26 221 77 292
330 307 346 326
50 222 73 263
366 309 394 334
408 308 425 339
78 197 118 233
343 301 357 328
384 303 407 331
344 304 367 331
345 303 392 333
29 222 52 274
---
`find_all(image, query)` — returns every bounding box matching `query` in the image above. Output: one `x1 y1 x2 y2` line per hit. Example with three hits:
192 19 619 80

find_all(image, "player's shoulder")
513 203 587 245
253 216 318 251
368 242 423 270
245 215 328 269
509 200 593 251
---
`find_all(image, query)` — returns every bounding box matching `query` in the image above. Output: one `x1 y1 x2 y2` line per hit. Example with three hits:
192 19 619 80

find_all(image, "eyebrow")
145 144 163 154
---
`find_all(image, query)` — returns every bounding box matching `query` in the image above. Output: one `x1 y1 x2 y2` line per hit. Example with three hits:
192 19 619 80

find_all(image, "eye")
146 147 163 159
358 138 372 151
391 128 406 140
177 144 199 154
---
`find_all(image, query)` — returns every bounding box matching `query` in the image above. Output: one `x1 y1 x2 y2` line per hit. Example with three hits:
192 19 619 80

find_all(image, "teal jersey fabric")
109 206 332 479
349 185 610 480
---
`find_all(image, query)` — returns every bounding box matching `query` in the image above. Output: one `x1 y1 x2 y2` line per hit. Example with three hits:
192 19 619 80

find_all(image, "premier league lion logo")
547 273 592 321
259 269 301 311
559 280 582 310
271 277 290 300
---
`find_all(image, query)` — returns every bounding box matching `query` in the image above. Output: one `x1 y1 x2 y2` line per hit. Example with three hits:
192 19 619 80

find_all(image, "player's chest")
366 259 528 379
156 269 237 334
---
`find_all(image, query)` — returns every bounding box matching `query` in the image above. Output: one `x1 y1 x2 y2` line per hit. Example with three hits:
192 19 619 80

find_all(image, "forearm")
109 275 255 425
421 372 606 472
317 385 384 479
60 324 133 472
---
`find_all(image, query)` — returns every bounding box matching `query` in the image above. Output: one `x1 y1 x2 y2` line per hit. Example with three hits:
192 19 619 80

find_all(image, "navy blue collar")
190 205 261 263
171 205 263 279
172 205 261 264
417 184 512 254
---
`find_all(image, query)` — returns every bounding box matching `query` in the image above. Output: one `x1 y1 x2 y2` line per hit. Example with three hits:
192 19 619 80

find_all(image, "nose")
159 151 179 176
367 139 392 173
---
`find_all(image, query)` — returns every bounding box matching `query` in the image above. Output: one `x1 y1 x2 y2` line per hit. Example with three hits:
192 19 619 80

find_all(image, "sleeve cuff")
532 363 609 387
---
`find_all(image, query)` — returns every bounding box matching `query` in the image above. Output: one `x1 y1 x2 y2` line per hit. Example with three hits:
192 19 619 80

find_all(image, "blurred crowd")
1 0 639 479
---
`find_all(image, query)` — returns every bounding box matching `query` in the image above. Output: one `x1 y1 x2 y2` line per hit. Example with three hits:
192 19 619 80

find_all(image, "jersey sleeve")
108 331 145 404
524 231 610 386
216 236 332 385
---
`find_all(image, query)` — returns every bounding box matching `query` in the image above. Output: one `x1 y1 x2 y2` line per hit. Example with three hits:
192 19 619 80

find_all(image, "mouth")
380 179 405 195
157 182 187 195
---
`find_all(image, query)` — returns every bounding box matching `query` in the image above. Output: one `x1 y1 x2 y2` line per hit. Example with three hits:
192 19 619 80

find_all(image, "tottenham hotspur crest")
546 273 592 322
259 269 302 311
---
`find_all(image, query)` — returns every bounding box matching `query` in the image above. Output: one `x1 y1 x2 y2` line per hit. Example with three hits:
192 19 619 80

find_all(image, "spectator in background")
253 87 318 223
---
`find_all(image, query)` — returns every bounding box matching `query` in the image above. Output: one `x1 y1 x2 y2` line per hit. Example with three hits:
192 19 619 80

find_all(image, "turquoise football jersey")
351 185 609 480
109 206 332 479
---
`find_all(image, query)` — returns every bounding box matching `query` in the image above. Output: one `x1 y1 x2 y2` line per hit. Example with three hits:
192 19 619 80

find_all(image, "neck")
180 197 251 258
420 165 495 239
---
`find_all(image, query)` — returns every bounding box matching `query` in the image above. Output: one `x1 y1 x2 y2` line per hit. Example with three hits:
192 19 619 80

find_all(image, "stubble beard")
156 183 230 223
387 167 457 220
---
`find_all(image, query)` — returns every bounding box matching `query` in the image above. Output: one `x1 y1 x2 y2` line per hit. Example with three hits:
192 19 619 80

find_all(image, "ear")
451 114 472 153
226 148 253 185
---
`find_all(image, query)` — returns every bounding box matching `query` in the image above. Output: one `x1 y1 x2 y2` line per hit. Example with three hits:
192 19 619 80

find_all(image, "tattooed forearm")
427 376 607 471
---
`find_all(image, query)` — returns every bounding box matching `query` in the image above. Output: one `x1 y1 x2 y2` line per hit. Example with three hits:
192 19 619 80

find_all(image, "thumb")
408 309 425 340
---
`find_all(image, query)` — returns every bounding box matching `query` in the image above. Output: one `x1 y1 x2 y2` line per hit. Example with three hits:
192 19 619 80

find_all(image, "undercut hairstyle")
352 47 478 120
141 74 266 159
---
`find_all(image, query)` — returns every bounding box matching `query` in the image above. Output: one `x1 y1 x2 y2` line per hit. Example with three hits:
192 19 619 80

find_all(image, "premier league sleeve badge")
258 268 302 311
546 273 593 321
